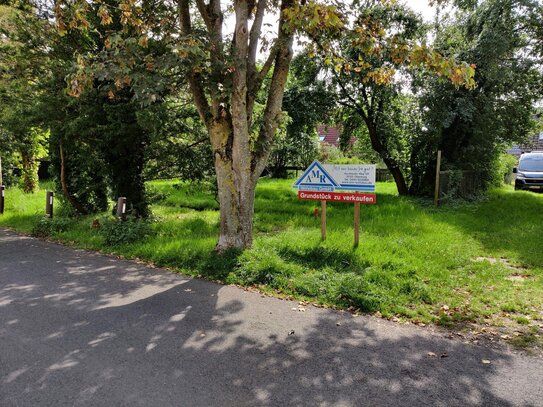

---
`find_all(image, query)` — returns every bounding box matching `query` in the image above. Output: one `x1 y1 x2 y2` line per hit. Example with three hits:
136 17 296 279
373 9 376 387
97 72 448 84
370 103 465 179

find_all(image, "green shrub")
146 184 168 203
31 216 73 238
493 153 518 186
100 218 155 246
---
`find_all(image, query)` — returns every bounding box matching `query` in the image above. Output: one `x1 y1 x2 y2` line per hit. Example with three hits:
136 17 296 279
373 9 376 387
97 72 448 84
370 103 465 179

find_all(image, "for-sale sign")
297 191 376 204
293 161 377 246
293 161 376 192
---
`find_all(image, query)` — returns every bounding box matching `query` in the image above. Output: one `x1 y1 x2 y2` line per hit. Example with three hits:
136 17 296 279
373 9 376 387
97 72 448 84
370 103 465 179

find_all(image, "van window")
519 156 543 172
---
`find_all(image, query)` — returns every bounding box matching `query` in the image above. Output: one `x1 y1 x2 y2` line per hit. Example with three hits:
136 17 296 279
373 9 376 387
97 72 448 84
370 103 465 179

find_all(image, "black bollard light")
0 185 4 214
45 191 54 218
116 197 127 221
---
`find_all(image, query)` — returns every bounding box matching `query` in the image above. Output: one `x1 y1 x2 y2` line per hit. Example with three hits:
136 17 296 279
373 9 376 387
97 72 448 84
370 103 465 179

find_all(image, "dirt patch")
435 313 543 357
473 256 531 280
505 274 531 282
474 256 499 264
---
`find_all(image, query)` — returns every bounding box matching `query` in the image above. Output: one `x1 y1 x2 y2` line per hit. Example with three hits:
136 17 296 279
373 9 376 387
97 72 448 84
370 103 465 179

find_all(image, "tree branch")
248 0 267 78
178 0 211 124
231 0 251 166
195 0 211 28
333 70 368 122
251 0 295 178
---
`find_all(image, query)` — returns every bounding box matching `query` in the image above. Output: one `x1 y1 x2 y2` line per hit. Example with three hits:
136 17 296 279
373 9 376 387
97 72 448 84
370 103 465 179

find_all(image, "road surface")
0 229 542 406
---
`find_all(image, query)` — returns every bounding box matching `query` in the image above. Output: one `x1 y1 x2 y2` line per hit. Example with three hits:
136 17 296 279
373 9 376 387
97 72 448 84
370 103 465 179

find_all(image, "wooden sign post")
354 201 361 247
321 200 326 240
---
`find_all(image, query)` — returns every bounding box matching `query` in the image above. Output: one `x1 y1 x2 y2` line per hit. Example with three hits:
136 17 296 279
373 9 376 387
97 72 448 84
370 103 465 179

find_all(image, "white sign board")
293 161 376 192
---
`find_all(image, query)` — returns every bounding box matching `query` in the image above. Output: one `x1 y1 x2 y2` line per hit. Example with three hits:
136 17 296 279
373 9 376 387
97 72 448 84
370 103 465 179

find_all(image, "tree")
309 1 476 195
1 1 157 215
173 0 306 249
409 0 543 196
55 0 346 249
0 3 50 193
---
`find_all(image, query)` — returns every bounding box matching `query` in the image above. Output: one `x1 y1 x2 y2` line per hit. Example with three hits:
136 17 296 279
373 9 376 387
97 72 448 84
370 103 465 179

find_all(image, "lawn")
1 178 542 351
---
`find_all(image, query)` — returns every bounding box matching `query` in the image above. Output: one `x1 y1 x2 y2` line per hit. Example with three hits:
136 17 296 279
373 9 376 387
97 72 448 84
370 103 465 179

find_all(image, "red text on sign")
298 191 376 204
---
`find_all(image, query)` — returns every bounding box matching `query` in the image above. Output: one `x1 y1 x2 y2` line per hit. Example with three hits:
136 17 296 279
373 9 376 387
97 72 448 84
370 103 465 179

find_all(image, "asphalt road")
1 228 542 406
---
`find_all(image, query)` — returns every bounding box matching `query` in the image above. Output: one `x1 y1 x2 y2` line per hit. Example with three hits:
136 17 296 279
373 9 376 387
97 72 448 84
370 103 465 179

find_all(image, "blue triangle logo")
293 161 338 188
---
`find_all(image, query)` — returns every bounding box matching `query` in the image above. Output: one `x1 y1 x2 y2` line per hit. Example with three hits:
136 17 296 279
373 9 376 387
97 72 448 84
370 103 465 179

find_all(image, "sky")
406 0 438 22
223 1 442 59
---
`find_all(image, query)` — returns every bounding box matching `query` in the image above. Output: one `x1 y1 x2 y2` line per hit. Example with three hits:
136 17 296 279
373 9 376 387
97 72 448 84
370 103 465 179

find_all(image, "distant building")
316 125 356 149
507 131 543 156
317 125 341 146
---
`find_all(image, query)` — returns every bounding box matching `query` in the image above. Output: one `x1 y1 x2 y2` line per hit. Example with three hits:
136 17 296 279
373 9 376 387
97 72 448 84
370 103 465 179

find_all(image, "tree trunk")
389 166 409 195
59 140 89 215
20 151 38 193
215 157 256 250
210 120 256 250
366 122 409 195
178 0 294 251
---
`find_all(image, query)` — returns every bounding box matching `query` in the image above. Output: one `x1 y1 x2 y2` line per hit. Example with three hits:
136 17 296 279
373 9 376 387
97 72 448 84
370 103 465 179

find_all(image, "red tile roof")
317 125 341 146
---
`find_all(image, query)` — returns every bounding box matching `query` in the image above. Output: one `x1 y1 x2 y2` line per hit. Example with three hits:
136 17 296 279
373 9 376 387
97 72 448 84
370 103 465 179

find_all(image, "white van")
514 152 543 190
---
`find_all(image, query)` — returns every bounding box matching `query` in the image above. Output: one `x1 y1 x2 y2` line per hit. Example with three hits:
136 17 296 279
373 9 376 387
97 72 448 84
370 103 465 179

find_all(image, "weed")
100 218 155 246
31 216 74 238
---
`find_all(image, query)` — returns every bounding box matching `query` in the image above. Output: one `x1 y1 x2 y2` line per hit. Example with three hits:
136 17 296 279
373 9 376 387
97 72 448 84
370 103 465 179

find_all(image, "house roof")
508 133 543 156
317 125 341 146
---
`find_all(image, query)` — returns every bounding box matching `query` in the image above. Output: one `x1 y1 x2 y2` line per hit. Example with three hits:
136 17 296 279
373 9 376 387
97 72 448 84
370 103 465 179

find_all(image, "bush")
146 184 168 204
328 156 366 165
31 216 73 238
318 143 344 162
100 218 155 246
493 153 518 186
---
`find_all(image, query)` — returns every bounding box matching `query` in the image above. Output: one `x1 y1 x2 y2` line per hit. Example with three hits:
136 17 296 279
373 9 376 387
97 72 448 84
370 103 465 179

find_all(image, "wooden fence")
438 170 486 200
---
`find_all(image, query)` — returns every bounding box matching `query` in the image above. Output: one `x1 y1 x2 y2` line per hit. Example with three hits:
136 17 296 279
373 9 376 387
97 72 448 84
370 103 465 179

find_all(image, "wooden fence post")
434 150 442 207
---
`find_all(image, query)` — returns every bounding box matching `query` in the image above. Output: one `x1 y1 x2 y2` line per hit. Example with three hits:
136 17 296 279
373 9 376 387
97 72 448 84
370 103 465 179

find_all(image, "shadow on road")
0 230 538 406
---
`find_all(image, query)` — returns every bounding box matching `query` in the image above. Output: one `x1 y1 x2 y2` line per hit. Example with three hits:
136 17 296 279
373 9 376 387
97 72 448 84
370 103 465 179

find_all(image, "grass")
1 178 542 351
